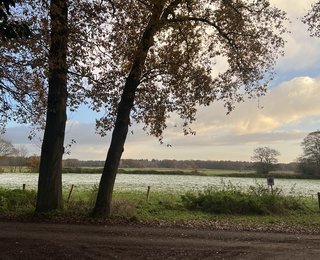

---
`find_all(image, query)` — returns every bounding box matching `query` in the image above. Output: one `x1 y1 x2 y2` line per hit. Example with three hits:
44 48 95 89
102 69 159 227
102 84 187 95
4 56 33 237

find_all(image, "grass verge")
0 186 319 233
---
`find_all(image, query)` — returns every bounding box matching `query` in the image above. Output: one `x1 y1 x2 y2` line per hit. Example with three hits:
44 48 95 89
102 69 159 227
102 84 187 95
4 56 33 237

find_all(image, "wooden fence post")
146 186 151 202
67 184 75 203
22 184 26 190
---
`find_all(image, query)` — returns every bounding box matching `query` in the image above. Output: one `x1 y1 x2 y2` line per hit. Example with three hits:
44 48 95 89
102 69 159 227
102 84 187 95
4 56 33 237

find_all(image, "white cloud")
190 76 320 136
7 76 319 162
270 0 320 73
136 76 320 162
270 0 314 16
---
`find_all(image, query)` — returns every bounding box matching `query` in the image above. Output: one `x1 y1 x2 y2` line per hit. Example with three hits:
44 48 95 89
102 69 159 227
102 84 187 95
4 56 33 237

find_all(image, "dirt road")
0 221 320 259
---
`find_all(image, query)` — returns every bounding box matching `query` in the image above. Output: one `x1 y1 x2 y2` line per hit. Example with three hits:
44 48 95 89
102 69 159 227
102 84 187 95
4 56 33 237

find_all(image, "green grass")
62 167 103 173
118 168 256 176
118 168 320 179
0 166 31 173
110 189 320 233
59 167 257 176
0 186 319 232
0 188 37 214
120 167 251 174
2 166 317 180
108 190 320 232
181 184 309 215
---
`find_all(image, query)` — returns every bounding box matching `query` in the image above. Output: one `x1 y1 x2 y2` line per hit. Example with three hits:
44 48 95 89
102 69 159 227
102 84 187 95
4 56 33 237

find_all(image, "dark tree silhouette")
0 0 31 40
35 0 69 212
297 131 320 176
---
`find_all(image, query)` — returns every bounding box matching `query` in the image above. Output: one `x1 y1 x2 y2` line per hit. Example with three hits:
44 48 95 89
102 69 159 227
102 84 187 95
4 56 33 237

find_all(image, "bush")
0 188 36 213
181 183 308 215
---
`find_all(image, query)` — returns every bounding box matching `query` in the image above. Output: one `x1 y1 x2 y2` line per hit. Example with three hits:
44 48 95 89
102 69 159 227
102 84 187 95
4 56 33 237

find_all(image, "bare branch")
167 16 238 50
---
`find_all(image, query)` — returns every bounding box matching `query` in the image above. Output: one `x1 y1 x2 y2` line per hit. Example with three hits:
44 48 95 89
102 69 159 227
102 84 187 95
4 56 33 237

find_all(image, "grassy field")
60 167 258 176
1 185 319 232
0 166 30 173
120 168 255 175
63 166 315 179
112 190 320 231
2 166 318 180
118 168 312 179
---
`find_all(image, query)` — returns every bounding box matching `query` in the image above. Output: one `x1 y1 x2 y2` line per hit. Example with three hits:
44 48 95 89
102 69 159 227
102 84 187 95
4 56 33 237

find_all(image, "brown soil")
0 221 320 259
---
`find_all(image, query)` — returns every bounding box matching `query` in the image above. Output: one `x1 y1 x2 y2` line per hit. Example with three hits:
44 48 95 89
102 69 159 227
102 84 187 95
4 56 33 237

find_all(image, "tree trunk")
35 0 68 213
92 3 165 217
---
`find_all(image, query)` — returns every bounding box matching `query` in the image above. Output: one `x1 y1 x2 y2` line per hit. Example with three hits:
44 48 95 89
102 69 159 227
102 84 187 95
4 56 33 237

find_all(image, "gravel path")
0 221 320 259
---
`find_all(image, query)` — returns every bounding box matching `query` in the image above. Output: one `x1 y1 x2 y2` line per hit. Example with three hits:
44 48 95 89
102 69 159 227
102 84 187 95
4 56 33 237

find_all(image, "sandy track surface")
0 221 320 259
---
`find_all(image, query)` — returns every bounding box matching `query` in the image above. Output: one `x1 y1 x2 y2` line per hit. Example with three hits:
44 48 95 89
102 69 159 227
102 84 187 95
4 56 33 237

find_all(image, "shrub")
0 188 36 213
181 184 308 215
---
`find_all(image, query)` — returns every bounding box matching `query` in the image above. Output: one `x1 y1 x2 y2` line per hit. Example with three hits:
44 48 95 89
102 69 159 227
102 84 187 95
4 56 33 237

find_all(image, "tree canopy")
0 0 112 133
1 1 49 132
297 131 320 176
88 0 287 140
1 0 288 138
1 0 115 213
251 147 280 174
0 0 31 40
303 1 320 37
91 0 288 216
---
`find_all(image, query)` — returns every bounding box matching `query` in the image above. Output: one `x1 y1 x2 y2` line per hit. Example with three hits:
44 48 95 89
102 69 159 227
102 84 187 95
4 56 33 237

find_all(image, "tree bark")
92 2 165 217
35 0 68 212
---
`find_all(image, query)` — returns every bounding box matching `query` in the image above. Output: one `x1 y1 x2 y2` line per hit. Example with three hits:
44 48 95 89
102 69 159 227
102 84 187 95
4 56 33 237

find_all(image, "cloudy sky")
5 0 320 163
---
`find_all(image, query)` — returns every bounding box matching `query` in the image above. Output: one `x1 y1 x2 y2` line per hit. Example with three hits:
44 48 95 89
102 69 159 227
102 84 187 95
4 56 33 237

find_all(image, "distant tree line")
0 155 40 173
0 135 304 174
61 158 297 172
119 159 255 170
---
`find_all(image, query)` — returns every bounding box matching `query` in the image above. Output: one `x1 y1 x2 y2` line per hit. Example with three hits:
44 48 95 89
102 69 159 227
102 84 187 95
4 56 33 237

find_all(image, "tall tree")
298 5 320 175
35 0 69 212
91 0 287 216
297 131 320 176
251 147 280 174
35 0 113 212
1 0 113 212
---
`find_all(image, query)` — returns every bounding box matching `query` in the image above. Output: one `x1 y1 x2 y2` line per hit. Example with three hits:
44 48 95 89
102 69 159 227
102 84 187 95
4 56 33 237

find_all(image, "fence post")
67 184 75 203
22 184 26 190
146 186 151 202
267 177 274 194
